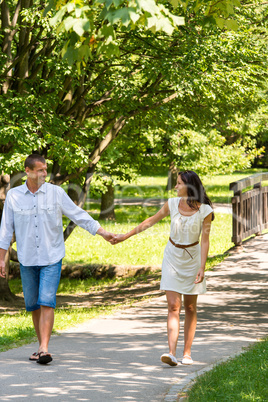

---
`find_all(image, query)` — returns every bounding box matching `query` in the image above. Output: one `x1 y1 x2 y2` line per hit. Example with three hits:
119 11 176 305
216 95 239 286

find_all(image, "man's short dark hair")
24 154 46 170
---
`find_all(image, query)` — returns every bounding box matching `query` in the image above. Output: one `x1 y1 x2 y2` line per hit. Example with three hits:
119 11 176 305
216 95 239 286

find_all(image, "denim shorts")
19 260 62 311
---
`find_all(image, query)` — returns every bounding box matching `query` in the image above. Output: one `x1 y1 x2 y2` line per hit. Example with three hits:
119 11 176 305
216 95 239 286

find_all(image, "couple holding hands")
0 154 213 366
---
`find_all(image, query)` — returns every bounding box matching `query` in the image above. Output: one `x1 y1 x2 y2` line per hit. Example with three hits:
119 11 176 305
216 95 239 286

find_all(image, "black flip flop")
29 352 39 361
36 352 53 365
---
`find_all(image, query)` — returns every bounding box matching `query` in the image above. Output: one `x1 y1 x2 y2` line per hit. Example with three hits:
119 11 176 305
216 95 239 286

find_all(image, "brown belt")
169 237 199 259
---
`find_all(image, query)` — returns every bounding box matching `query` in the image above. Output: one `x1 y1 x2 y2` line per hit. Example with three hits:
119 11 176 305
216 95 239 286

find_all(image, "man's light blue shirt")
0 182 101 266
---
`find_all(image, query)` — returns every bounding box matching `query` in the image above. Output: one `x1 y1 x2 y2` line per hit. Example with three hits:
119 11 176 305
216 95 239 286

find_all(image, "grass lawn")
62 211 232 267
187 337 268 401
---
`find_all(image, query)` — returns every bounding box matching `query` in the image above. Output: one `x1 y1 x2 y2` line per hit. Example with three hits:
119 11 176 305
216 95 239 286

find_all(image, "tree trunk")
166 161 178 192
0 246 16 302
0 278 15 302
99 184 116 221
63 169 95 241
0 174 18 301
68 181 79 204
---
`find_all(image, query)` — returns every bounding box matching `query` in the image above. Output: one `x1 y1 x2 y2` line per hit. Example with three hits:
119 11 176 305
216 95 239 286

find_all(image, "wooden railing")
229 173 268 247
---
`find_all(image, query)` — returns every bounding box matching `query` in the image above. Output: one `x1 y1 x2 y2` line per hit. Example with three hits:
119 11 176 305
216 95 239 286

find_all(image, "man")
0 154 115 364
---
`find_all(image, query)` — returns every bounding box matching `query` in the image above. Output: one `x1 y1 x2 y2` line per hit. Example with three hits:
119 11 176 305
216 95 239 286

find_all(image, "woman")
111 170 214 366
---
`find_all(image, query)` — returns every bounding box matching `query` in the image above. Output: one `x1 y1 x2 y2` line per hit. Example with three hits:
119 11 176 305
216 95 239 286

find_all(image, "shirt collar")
23 181 47 195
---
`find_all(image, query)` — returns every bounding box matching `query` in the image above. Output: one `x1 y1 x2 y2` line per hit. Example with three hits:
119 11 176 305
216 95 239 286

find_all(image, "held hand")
97 227 117 243
0 260 6 279
194 268 205 284
109 234 127 245
102 232 116 242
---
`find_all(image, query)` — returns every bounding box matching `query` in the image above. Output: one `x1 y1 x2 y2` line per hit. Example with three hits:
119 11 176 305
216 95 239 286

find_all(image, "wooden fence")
229 172 268 247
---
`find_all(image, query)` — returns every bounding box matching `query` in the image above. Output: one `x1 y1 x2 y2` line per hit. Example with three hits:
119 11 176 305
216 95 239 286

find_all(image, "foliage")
44 0 241 66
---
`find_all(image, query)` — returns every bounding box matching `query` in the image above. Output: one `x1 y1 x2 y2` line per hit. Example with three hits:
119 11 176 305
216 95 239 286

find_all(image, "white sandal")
181 355 193 365
161 353 178 366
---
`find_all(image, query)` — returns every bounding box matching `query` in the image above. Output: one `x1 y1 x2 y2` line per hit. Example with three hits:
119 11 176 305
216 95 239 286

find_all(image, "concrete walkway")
0 233 267 402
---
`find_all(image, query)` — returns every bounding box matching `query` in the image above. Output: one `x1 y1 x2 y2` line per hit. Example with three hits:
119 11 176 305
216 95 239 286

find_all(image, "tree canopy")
45 0 241 66
0 0 267 187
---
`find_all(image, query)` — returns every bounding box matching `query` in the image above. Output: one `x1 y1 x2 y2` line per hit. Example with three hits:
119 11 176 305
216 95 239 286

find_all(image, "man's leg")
38 306 54 353
36 260 62 363
32 308 41 345
19 264 41 360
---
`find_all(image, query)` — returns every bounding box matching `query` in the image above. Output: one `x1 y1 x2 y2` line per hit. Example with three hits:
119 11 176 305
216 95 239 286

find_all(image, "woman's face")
175 175 188 197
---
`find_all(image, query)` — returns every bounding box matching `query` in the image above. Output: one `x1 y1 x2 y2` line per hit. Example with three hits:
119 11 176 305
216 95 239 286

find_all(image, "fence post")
254 182 262 236
232 189 243 251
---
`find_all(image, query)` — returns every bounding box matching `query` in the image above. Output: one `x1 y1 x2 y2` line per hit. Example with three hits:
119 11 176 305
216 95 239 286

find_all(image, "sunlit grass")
0 311 37 352
202 168 268 203
188 337 268 402
63 211 231 267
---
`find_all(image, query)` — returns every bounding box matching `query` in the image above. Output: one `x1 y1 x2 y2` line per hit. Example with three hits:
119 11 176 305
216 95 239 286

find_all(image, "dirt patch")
57 275 164 310
1 272 164 315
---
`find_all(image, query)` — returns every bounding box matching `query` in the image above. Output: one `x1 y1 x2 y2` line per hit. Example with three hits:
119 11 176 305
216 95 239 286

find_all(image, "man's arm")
0 193 15 278
0 248 7 278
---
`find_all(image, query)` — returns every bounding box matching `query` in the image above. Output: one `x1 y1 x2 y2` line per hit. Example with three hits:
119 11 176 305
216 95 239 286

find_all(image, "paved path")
0 233 267 401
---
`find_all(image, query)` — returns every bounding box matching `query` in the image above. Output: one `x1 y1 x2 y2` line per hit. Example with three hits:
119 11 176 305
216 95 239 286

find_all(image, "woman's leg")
166 290 182 356
183 294 198 357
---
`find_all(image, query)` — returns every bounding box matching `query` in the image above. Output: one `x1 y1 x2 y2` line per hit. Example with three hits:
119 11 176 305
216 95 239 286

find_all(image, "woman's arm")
194 212 212 284
111 201 170 244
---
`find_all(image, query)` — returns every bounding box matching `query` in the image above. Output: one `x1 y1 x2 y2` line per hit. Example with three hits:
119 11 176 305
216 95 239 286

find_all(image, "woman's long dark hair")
178 170 215 221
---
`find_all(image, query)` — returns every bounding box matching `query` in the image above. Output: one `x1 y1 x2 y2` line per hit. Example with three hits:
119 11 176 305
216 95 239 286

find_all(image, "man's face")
25 161 47 187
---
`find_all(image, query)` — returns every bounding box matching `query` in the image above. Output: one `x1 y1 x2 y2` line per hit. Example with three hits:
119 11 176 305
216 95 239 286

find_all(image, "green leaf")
129 10 141 24
64 16 76 31
215 17 225 29
171 15 185 26
157 17 174 35
225 19 239 31
137 0 159 14
73 18 90 36
66 3 75 13
43 0 56 17
99 24 116 40
77 44 92 61
107 8 133 26
49 5 67 26
62 45 76 64
146 16 158 30
101 0 113 10
169 0 179 7
113 0 124 6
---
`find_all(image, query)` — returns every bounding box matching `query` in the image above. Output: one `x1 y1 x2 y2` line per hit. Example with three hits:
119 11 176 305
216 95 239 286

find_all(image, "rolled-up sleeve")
60 189 101 235
0 193 15 250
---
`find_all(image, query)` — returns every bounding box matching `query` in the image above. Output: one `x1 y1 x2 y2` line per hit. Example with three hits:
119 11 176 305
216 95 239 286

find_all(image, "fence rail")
229 173 268 246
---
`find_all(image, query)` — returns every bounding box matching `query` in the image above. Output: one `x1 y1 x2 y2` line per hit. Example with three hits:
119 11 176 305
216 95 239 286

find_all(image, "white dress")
160 197 213 295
